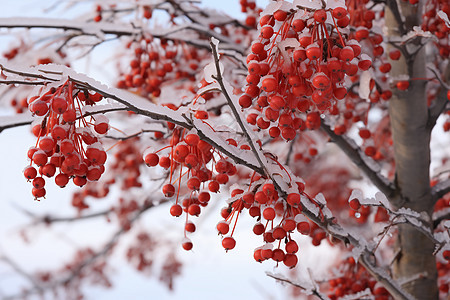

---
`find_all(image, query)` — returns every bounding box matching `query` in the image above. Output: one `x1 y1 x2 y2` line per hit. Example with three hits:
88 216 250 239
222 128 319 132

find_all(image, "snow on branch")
0 16 246 55
266 271 329 300
0 112 33 133
432 178 450 203
0 17 141 38
0 62 263 174
320 120 396 198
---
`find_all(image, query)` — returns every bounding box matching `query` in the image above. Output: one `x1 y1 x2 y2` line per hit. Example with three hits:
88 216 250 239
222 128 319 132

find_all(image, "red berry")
443 250 450 260
292 19 305 32
216 221 230 235
185 222 196 233
306 45 321 60
314 10 327 23
55 173 69 187
273 10 287 21
272 248 285 262
283 253 298 268
182 239 193 251
359 128 371 139
32 151 48 167
282 218 296 232
32 176 45 189
349 198 361 210
261 77 277 93
297 221 310 235
24 166 37 180
38 137 55 152
144 152 159 167
379 63 392 73
162 184 175 197
285 240 299 253
32 187 46 198
260 26 274 39
255 191 268 204
51 97 68 114
222 236 236 250
312 73 331 90
188 203 201 216
339 46 354 61
332 7 347 19
239 94 253 108
208 180 220 193
263 207 276 220
287 193 300 206
396 80 409 90
51 126 67 141
272 226 286 240
185 134 200 146
253 222 265 235
73 176 87 187
170 204 183 217
389 50 401 60
41 163 56 177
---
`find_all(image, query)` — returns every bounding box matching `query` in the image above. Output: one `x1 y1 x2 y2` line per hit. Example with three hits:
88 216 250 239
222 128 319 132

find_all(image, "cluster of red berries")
117 37 203 99
126 232 157 273
9 97 28 114
240 0 260 28
143 126 241 250
211 169 333 268
325 257 390 299
23 81 108 199
422 0 450 58
239 5 372 141
69 136 150 212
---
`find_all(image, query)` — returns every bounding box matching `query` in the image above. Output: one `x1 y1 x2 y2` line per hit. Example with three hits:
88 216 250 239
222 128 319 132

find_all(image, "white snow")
358 71 372 100
437 11 450 28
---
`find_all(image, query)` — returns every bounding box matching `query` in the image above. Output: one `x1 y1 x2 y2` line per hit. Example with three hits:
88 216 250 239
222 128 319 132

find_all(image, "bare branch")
266 272 329 300
0 80 46 86
2 199 165 300
33 209 112 226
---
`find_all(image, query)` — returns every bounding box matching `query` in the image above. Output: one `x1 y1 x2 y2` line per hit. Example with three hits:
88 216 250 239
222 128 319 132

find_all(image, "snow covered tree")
0 0 449 299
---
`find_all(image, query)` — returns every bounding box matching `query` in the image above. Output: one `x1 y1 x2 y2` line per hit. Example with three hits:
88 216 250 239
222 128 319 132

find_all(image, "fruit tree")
0 0 449 299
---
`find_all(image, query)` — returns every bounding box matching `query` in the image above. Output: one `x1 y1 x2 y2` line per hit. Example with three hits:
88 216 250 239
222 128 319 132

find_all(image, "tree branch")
431 178 450 203
2 199 164 300
320 121 396 198
266 272 329 300
427 64 450 129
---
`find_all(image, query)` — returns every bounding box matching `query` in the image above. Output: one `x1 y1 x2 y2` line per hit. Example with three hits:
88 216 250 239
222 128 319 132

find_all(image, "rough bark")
385 1 438 299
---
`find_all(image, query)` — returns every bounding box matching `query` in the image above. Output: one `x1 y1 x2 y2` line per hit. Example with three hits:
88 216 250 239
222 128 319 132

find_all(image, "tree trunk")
385 1 438 299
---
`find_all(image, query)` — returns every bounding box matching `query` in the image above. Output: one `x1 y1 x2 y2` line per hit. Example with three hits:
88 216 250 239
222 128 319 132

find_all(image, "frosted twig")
431 178 450 203
266 272 329 300
209 38 268 177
